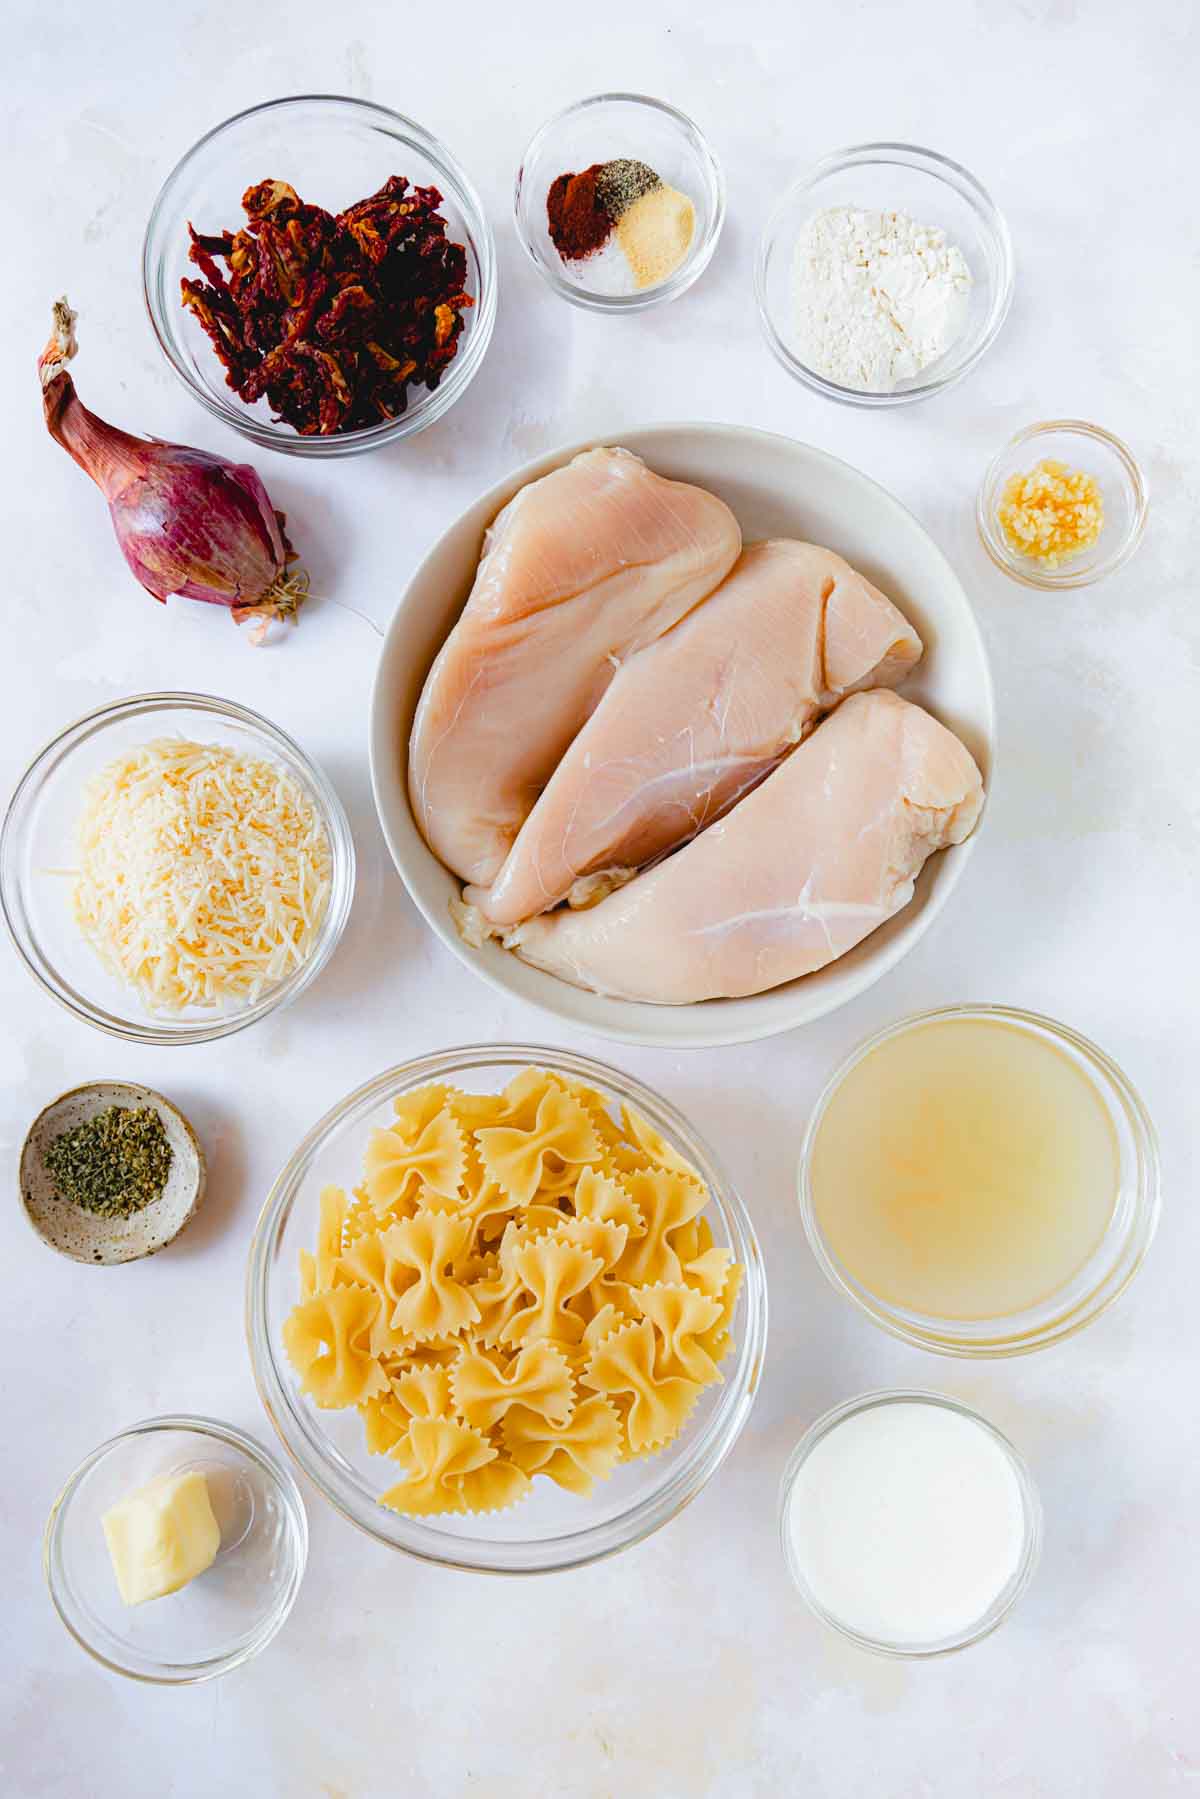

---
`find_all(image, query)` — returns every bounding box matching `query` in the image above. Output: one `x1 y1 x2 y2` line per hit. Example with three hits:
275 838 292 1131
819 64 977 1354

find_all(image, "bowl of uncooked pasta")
246 1045 767 1573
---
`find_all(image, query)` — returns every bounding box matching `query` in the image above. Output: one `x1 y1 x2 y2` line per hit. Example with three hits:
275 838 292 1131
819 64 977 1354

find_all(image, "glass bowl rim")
43 1411 309 1685
513 90 726 314
796 1003 1161 1356
976 419 1150 589
778 1387 1043 1658
141 92 498 457
246 1041 768 1573
754 139 1015 407
0 689 355 1045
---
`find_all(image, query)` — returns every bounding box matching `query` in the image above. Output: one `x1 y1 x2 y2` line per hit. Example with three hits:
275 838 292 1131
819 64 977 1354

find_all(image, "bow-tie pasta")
282 1069 742 1517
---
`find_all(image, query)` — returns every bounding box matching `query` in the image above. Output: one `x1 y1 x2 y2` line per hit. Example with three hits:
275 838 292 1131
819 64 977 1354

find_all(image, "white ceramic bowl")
370 424 994 1048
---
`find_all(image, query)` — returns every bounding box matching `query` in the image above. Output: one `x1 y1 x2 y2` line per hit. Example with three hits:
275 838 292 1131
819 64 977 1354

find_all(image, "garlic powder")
791 206 972 393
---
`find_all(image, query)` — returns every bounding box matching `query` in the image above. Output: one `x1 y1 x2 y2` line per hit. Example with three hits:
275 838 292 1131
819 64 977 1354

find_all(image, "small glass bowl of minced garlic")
977 421 1148 589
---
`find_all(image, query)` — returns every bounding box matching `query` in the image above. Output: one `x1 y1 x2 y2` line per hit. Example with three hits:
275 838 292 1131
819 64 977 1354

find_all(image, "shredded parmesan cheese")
72 738 332 1012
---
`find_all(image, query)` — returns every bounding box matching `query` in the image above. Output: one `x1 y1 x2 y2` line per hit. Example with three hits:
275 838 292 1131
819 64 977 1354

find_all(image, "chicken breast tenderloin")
472 541 923 927
408 447 741 886
502 691 984 1004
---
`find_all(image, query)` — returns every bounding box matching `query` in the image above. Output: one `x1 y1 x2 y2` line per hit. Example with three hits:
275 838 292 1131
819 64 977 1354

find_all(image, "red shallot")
38 298 307 642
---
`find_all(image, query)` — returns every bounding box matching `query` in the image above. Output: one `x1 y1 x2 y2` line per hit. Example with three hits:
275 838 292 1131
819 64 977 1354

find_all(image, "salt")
562 236 638 298
783 1398 1027 1647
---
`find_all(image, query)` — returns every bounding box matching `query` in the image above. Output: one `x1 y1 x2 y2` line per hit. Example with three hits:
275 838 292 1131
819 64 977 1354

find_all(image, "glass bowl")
44 1415 308 1684
977 420 1149 589
797 1005 1160 1356
779 1390 1042 1658
0 692 355 1045
756 142 1014 406
246 1044 767 1573
143 95 496 457
514 94 725 313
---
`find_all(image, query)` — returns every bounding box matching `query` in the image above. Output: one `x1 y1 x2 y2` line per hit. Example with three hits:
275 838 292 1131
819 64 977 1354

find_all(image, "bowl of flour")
756 143 1014 406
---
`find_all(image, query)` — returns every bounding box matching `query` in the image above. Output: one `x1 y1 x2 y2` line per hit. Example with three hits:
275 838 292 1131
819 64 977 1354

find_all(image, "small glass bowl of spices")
977 421 1148 589
515 94 724 312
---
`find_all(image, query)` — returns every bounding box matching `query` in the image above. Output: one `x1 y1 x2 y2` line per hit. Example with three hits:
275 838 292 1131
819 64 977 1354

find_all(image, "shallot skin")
38 298 303 637
103 442 290 610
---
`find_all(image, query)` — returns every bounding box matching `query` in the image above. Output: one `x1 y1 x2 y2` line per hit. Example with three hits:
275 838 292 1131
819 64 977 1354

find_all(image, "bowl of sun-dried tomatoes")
143 96 497 456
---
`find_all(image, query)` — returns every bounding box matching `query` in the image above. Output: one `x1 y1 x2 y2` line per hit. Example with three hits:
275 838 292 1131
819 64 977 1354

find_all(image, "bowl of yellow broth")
798 1005 1159 1356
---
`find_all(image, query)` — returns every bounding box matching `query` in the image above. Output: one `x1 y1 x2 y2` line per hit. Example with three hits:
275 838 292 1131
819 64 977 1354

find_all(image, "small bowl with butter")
977 421 1148 589
44 1415 307 1683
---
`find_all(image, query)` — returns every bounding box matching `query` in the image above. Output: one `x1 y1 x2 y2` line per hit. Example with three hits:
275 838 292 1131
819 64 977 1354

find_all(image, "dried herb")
44 1105 173 1218
181 176 473 435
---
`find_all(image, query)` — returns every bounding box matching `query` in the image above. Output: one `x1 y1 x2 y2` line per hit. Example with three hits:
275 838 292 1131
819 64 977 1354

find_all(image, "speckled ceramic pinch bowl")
20 1082 205 1265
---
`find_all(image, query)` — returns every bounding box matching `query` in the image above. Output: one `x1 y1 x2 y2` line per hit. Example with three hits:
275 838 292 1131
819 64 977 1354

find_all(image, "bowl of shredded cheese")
977 420 1148 589
1 692 354 1043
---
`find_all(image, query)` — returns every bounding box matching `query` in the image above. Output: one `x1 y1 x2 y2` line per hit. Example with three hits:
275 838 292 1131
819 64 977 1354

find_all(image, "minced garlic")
616 184 695 290
997 458 1104 568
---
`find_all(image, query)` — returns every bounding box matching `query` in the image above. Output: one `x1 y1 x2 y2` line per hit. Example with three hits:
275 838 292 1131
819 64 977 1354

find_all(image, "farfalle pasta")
282 1067 743 1517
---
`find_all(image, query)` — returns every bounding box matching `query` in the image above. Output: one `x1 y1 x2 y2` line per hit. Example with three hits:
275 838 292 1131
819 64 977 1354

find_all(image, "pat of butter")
102 1471 220 1606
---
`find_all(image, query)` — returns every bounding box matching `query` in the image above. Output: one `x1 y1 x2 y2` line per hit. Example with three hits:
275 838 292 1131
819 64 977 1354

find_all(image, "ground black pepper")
594 159 661 218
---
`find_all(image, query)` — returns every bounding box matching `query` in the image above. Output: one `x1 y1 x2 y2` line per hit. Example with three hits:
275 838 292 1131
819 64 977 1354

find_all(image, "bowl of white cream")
779 1390 1042 1656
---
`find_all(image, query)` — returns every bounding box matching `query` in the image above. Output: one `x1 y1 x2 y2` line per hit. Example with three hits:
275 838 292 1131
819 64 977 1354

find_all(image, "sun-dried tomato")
181 176 473 435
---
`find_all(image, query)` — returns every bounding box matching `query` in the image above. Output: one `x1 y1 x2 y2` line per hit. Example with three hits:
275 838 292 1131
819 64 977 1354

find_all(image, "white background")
3 2 1198 1794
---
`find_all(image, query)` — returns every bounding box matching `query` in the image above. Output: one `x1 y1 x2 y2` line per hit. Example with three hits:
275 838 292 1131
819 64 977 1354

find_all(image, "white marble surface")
3 1 1197 1793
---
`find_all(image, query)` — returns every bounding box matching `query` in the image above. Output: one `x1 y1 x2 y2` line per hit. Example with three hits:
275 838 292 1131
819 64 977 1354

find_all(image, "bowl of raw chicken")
371 424 994 1047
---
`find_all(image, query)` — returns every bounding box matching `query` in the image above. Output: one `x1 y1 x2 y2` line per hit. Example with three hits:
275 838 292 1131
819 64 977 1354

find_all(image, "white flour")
791 206 972 392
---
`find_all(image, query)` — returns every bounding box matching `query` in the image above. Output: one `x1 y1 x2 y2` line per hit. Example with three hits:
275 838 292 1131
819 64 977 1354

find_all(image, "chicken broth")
809 1015 1120 1321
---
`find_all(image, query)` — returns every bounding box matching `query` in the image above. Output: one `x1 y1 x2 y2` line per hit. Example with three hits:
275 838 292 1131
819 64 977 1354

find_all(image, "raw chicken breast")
501 691 983 1004
408 448 741 886
474 541 923 926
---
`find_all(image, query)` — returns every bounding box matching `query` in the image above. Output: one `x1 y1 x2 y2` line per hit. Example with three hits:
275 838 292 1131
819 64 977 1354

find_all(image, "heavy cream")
783 1398 1028 1648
